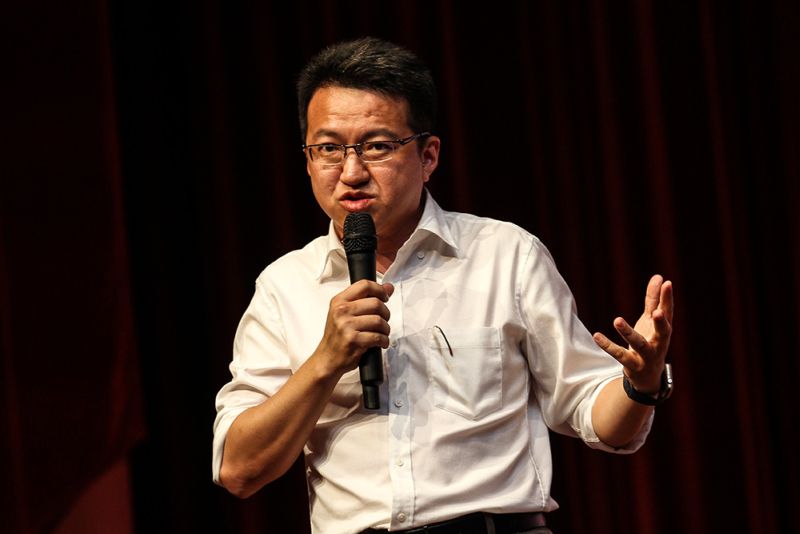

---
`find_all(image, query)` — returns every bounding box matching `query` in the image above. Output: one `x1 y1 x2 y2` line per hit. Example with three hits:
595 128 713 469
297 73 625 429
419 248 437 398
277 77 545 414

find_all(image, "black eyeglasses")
302 132 431 167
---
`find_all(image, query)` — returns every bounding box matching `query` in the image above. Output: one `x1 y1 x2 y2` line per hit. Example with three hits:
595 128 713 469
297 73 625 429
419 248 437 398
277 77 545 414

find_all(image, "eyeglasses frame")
302 132 432 166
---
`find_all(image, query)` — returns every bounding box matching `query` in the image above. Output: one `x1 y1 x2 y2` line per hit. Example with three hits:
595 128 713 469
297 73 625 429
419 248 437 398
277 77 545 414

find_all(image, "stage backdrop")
3 1 798 533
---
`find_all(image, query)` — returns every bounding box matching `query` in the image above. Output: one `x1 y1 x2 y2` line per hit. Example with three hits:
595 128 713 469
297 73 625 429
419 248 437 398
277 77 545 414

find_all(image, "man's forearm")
591 377 654 448
219 354 342 498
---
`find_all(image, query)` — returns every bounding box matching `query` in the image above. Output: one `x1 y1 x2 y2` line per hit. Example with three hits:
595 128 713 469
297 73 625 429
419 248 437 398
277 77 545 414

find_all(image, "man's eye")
364 142 393 153
317 144 339 154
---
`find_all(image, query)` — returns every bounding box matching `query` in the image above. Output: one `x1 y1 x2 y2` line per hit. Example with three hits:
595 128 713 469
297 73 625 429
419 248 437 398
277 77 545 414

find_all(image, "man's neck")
375 251 395 275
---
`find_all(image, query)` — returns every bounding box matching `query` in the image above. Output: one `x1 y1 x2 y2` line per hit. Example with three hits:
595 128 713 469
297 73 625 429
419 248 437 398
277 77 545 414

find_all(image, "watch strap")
623 363 673 406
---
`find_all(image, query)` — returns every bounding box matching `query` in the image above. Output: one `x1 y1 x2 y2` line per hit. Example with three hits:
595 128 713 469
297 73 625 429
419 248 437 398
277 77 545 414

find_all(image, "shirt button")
394 398 404 408
416 250 425 259
390 339 397 348
397 512 407 523
396 457 404 467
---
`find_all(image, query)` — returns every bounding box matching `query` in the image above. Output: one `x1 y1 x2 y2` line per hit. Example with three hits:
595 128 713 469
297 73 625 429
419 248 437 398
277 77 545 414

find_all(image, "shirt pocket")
427 326 503 420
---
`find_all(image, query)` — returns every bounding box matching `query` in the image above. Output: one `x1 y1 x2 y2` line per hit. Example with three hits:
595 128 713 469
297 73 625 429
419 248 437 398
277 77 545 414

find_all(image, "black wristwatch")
622 363 673 406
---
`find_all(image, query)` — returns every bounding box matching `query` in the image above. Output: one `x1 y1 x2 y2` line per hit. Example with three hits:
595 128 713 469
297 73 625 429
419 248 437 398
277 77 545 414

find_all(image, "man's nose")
340 150 370 184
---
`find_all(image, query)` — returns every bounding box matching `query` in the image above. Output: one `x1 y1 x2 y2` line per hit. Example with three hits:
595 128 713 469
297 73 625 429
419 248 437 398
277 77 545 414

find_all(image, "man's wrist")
623 364 673 406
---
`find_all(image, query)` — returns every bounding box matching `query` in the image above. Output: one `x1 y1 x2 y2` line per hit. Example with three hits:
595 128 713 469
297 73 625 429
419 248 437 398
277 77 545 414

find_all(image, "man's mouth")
339 192 374 211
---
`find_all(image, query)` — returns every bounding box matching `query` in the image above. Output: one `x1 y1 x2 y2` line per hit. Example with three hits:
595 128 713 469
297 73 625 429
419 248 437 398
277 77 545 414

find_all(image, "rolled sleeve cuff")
573 375 655 454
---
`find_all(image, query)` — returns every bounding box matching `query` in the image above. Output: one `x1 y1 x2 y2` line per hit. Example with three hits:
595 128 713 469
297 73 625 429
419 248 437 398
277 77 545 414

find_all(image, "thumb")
382 282 395 299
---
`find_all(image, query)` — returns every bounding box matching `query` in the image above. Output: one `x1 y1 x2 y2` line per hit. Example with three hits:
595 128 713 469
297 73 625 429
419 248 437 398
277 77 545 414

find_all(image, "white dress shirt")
213 192 651 534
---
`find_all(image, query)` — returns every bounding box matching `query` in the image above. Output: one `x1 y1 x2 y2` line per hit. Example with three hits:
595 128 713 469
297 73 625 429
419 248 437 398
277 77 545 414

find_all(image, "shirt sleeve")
212 276 293 483
517 235 652 454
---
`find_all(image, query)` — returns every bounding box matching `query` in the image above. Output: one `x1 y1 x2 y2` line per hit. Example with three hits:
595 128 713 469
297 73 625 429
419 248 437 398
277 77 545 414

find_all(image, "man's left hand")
593 274 674 393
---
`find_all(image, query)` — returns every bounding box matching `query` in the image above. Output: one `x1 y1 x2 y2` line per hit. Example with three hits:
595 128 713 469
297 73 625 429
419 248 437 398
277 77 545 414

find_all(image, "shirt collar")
409 189 459 254
316 221 347 282
315 189 459 282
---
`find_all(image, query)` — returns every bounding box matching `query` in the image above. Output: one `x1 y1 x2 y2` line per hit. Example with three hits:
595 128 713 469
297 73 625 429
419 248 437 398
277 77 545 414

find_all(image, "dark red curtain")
2 1 146 532
3 1 798 532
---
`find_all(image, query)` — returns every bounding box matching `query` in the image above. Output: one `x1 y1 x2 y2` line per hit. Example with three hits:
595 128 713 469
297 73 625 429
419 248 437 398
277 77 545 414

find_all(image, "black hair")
296 37 437 140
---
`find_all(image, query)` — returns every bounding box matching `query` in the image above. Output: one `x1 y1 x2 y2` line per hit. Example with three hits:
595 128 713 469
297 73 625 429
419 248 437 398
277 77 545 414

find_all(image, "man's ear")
421 136 440 181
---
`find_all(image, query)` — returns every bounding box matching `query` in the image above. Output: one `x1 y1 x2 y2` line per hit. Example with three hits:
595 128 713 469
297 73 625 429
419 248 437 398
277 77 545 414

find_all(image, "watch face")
661 363 674 400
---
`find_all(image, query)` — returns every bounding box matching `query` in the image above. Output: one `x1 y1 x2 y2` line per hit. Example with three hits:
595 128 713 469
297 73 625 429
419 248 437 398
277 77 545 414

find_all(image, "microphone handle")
347 250 376 281
359 348 382 410
346 251 384 410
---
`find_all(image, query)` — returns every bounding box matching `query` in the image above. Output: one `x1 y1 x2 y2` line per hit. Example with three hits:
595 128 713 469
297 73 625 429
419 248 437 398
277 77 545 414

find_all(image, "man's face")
304 86 440 248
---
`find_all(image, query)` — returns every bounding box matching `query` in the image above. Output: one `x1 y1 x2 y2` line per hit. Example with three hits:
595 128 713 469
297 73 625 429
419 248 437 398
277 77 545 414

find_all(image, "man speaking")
212 37 674 534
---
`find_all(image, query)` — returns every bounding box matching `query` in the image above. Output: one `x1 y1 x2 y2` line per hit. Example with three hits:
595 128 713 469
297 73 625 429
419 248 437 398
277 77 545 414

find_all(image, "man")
213 37 673 534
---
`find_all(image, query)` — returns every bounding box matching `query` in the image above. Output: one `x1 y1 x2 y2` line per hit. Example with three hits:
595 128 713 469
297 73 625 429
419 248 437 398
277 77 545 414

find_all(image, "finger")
356 331 392 350
329 311 391 349
350 298 392 322
593 332 634 367
613 317 652 358
659 279 674 324
329 299 390 332
350 314 391 336
344 279 392 302
643 274 664 316
651 308 673 354
652 307 671 336
383 282 395 298
347 297 391 321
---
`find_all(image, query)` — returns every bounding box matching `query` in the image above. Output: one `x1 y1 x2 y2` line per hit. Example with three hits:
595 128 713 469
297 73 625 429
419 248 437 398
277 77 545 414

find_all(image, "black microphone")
342 212 384 410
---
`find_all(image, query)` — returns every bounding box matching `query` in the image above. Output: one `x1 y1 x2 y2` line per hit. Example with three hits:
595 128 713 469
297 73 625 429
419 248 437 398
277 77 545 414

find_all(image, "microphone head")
343 212 377 255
